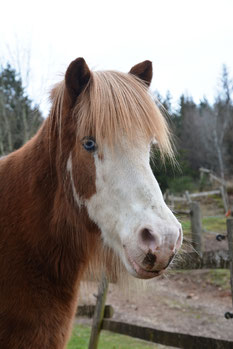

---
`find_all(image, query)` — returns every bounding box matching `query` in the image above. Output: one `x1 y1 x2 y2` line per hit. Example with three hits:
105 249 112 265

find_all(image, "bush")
168 176 198 194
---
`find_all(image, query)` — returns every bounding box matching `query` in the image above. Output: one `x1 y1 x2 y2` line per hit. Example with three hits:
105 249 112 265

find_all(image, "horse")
0 57 182 349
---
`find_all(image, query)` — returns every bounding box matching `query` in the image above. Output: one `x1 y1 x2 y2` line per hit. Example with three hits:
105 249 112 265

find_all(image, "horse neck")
0 117 93 287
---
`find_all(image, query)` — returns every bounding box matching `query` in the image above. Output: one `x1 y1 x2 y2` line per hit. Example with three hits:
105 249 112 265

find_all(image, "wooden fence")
102 320 233 349
164 185 229 213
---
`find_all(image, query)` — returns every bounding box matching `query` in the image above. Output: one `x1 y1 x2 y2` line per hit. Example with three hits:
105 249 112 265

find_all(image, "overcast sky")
1 0 233 116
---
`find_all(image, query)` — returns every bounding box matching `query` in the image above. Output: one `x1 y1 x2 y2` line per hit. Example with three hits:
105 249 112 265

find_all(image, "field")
181 215 226 236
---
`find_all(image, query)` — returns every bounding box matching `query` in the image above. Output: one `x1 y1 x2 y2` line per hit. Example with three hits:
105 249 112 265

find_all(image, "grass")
207 269 231 290
180 219 191 235
202 216 226 233
180 215 226 235
67 324 167 349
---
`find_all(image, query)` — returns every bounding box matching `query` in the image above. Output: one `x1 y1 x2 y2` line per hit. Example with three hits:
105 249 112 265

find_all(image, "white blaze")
67 154 83 208
85 138 182 276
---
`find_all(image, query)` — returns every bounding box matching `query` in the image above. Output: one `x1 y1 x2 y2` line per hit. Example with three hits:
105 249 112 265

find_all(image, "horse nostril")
141 228 155 244
139 228 160 253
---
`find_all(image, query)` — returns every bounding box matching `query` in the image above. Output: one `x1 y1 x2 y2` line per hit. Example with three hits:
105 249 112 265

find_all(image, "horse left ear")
129 60 152 87
65 57 91 106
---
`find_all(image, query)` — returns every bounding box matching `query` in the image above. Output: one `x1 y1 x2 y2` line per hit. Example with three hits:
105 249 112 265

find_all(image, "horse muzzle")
123 225 182 279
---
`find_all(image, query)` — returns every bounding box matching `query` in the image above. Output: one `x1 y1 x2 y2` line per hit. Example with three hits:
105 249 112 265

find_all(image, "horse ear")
65 57 91 106
129 60 152 87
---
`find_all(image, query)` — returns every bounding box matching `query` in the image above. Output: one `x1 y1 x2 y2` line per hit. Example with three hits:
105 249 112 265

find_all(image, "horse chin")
122 248 163 280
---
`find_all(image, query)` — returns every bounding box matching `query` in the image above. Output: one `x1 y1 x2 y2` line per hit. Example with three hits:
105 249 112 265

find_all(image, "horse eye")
82 138 97 152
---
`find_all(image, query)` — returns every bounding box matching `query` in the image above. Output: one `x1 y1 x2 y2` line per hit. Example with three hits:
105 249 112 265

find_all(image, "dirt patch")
79 270 233 343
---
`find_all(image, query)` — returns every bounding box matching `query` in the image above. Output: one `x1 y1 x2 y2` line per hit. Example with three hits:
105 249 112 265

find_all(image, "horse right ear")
129 60 152 87
65 57 91 106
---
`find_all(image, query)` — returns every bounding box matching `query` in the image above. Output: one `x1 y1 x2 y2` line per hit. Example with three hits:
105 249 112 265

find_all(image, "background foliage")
0 64 43 155
152 65 233 192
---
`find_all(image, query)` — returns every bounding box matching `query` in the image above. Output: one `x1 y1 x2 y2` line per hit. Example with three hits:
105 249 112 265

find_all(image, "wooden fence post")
220 185 228 213
185 191 191 204
227 218 233 307
190 202 203 256
88 274 109 349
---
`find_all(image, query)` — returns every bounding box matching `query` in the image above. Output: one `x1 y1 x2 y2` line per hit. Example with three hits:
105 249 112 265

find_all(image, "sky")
0 0 233 116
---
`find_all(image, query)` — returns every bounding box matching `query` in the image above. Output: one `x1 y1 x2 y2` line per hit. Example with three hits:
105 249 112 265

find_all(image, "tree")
0 64 43 155
173 66 233 179
211 65 233 179
194 66 233 178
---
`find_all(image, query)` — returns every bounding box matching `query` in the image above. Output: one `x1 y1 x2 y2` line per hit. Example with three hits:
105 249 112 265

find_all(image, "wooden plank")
102 320 233 349
199 167 211 174
174 249 230 270
88 275 109 349
76 304 113 318
167 196 186 202
167 190 221 202
209 173 226 186
189 190 221 198
227 218 233 306
173 210 190 215
190 202 203 256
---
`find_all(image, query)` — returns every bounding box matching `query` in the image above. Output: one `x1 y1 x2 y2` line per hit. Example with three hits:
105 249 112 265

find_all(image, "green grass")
180 215 226 235
180 219 191 235
207 269 230 290
168 176 199 194
202 216 226 233
67 324 166 349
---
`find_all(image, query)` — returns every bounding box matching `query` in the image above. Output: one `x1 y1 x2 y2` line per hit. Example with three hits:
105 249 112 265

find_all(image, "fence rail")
102 319 233 349
174 249 230 269
166 189 222 202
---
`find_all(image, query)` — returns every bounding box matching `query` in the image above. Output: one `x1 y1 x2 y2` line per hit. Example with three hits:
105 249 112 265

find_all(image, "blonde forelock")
50 70 174 158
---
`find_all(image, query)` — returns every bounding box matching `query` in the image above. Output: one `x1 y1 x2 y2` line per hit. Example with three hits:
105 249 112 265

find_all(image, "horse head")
54 57 182 280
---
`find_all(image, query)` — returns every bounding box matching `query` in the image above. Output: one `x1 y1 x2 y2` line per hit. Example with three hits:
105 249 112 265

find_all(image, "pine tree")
0 64 43 155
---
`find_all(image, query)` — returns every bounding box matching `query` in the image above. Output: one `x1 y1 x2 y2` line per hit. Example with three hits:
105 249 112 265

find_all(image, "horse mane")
50 70 174 158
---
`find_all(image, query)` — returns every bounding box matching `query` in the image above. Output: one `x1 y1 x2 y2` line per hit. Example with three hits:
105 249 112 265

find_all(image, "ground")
76 197 233 346
78 269 233 345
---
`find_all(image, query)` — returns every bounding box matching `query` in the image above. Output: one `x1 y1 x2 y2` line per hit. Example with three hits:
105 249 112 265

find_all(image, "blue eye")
82 138 97 152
